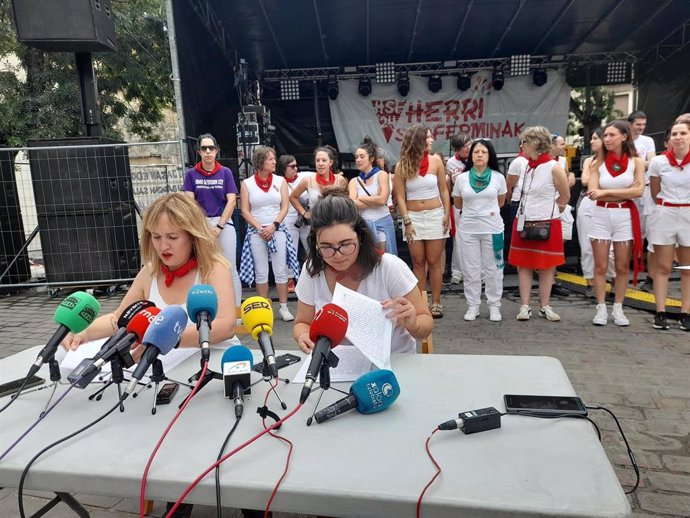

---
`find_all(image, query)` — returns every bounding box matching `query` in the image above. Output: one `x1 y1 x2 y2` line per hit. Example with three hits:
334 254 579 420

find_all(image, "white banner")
329 71 571 160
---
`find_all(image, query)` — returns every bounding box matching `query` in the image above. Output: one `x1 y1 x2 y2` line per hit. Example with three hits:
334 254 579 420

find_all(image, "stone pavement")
0 282 689 518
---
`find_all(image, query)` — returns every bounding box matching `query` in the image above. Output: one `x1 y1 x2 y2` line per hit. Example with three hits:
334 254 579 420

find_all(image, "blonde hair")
520 126 552 155
141 193 229 282
397 124 430 181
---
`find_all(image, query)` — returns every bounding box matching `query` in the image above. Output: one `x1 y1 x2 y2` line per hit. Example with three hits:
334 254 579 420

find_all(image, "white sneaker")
451 272 463 284
489 307 502 322
539 305 561 322
612 303 629 326
592 303 608 326
464 306 480 321
279 306 294 322
516 305 532 321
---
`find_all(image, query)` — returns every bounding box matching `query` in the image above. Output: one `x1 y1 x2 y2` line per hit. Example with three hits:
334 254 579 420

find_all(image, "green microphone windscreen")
53 291 101 333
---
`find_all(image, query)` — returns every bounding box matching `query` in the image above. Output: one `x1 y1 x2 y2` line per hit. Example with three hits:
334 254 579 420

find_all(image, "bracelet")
402 215 412 226
273 221 280 229
216 223 224 230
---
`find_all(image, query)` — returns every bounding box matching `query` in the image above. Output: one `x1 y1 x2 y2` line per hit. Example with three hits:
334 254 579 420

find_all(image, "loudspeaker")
12 0 117 52
0 149 31 288
28 137 134 215
37 204 140 283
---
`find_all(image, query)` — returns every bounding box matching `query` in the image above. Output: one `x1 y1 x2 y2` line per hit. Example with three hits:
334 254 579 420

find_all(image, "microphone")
124 306 187 395
240 296 278 379
313 369 401 424
300 303 349 404
221 346 254 418
29 291 101 377
186 284 218 363
90 300 157 365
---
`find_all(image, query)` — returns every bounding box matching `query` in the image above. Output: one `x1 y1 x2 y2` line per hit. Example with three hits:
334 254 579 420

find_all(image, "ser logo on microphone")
242 300 271 314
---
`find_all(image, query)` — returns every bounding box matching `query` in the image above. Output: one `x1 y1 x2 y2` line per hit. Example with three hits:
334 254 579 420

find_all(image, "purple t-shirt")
182 165 238 218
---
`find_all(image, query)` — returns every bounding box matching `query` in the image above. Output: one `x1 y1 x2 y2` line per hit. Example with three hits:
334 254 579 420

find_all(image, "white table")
0 347 631 517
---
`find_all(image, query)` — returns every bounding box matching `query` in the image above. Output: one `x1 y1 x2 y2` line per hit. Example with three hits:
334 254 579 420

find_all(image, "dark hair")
252 145 276 171
277 154 296 176
357 136 378 165
467 139 500 172
450 132 471 151
314 145 339 172
627 111 647 123
305 189 381 278
197 133 218 151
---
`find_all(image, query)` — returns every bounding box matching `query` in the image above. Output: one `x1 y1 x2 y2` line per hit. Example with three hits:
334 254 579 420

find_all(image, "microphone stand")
40 359 62 414
88 350 144 405
147 359 194 415
305 353 348 426
249 362 290 410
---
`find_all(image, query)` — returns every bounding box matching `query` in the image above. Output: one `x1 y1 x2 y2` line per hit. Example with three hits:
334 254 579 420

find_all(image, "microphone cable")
0 374 36 414
139 360 209 518
214 415 241 518
164 402 304 518
17 395 128 518
416 427 442 518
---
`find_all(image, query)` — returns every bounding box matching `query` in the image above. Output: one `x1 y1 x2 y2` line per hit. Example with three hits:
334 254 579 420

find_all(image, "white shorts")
647 206 690 246
404 206 449 241
589 205 634 242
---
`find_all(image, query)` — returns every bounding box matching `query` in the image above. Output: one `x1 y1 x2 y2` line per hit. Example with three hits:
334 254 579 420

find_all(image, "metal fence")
0 140 185 292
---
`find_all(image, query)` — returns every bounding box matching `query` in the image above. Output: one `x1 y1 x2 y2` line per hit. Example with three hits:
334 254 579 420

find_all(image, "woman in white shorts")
648 120 690 331
393 124 450 318
587 120 645 327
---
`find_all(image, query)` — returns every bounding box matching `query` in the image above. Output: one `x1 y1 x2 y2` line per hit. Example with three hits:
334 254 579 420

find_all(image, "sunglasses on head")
200 145 216 152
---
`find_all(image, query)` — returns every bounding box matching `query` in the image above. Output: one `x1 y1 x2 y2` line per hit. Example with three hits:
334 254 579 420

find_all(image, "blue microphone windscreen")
186 284 218 321
221 345 254 368
142 305 187 354
351 369 400 414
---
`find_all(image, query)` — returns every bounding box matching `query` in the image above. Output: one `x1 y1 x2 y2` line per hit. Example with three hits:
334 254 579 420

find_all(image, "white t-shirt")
286 171 314 217
648 154 690 204
452 171 507 234
507 155 528 202
295 254 419 354
245 174 284 225
445 156 467 184
634 134 656 183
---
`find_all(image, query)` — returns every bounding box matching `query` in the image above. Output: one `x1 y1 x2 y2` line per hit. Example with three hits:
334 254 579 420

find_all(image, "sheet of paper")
61 339 198 384
332 283 392 369
292 345 372 384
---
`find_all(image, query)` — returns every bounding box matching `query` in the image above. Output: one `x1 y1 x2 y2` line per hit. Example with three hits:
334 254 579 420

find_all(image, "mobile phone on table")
252 353 301 374
503 394 588 416
0 375 46 398
155 383 179 405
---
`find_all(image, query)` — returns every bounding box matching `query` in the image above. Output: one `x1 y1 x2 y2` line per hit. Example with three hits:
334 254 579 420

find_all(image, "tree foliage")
0 0 173 146
568 86 624 146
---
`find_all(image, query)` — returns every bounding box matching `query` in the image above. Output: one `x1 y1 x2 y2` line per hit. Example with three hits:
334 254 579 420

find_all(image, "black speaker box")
0 149 31 288
12 0 117 52
37 204 140 283
28 137 134 215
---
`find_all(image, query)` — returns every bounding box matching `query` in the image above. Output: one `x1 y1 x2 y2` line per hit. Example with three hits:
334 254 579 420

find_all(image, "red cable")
139 361 209 518
165 402 303 518
416 427 442 518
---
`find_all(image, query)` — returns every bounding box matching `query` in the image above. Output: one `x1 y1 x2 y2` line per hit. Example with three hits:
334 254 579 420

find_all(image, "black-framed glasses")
200 145 217 152
317 242 357 258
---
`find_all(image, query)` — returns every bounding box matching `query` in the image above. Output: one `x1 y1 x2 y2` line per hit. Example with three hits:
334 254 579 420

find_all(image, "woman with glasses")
349 136 398 254
452 139 507 322
278 155 312 292
445 133 471 284
293 190 433 354
240 146 299 322
393 124 451 319
182 134 242 307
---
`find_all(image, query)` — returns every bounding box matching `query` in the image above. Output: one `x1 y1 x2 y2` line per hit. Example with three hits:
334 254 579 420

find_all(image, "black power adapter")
438 407 501 434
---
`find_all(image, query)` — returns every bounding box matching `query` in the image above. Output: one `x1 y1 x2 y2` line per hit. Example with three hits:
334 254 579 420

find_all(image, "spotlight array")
510 54 531 76
376 62 396 84
280 79 300 101
606 62 629 84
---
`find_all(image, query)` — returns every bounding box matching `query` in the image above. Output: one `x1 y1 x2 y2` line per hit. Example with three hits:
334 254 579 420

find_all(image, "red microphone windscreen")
126 307 161 341
309 303 349 345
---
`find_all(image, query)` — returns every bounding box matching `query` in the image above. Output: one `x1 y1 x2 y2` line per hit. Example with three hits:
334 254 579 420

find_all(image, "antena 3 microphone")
300 303 349 403
221 346 254 418
313 369 400 424
187 284 218 362
30 291 101 377
240 296 278 379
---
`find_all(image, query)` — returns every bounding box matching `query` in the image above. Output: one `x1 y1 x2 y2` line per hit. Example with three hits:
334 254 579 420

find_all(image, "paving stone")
646 472 690 494
662 455 690 474
637 491 690 517
72 493 124 508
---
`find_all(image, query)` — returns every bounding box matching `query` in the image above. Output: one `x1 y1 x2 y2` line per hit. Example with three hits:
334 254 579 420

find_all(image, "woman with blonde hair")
393 124 450 318
62 192 237 350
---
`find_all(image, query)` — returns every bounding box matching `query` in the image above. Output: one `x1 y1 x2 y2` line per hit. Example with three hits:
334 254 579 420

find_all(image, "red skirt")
508 218 564 269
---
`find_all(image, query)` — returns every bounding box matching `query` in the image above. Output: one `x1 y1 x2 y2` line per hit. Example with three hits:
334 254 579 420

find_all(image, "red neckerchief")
255 172 273 193
160 257 197 287
517 150 524 157
315 170 335 187
527 153 552 169
664 149 690 169
604 152 629 177
194 161 221 177
419 152 430 177
284 174 299 184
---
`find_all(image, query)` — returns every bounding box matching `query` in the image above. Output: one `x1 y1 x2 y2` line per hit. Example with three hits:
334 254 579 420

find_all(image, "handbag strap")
357 177 373 196
518 164 557 219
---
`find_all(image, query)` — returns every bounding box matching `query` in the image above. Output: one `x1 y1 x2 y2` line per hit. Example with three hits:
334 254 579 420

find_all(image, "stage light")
327 75 339 100
376 62 396 84
358 77 372 97
532 68 547 87
428 74 442 93
457 73 471 91
606 62 629 83
510 54 531 76
492 67 504 91
397 72 410 97
280 79 300 101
